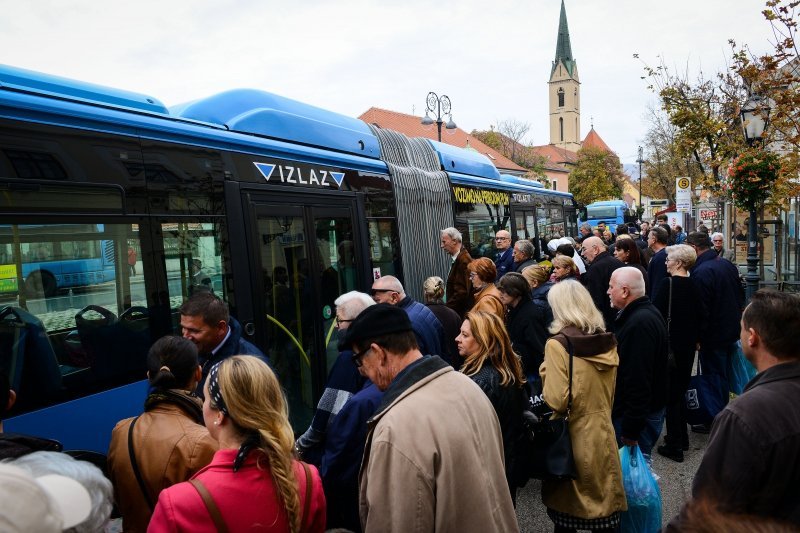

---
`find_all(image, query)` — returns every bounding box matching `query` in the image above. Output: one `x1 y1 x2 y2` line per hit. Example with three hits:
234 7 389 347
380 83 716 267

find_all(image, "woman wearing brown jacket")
468 258 505 318
108 336 217 532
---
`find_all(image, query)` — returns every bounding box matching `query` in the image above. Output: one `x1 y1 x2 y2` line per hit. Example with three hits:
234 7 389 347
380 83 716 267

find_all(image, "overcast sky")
1 0 779 164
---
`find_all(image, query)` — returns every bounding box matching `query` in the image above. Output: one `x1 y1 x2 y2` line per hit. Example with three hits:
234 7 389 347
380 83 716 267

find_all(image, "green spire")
552 0 575 77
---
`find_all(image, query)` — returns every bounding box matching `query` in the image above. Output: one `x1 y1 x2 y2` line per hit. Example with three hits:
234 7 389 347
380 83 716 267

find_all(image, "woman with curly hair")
423 276 462 366
148 355 326 532
552 255 580 283
456 310 527 504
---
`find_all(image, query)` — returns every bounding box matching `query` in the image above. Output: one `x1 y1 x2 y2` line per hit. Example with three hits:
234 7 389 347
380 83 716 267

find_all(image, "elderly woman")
456 311 527 504
149 356 326 532
423 276 462 366
552 255 580 282
652 244 707 462
513 239 537 272
468 258 505 318
540 281 626 532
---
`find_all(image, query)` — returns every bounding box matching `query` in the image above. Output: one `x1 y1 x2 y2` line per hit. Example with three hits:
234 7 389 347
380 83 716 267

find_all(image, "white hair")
7 452 113 533
373 275 405 295
711 232 725 241
440 227 462 243
334 291 375 320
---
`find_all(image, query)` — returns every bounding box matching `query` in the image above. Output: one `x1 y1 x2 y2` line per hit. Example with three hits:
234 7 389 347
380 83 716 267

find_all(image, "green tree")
568 146 626 205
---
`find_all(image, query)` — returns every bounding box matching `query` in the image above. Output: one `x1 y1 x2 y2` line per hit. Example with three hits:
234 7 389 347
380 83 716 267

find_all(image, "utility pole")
636 146 644 218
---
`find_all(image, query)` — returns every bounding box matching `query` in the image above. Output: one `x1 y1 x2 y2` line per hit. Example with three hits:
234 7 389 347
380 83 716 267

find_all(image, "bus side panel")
4 379 148 453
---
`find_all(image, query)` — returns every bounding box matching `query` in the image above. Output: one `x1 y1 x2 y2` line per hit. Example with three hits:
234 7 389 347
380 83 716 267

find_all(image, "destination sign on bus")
452 185 509 206
0 264 17 292
254 162 346 189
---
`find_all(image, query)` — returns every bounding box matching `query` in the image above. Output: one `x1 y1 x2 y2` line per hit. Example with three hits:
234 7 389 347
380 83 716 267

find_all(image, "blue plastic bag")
619 444 662 533
730 340 757 395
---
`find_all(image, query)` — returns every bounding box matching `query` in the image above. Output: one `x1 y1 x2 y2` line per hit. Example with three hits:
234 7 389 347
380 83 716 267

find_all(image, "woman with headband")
148 355 326 533
108 336 217 532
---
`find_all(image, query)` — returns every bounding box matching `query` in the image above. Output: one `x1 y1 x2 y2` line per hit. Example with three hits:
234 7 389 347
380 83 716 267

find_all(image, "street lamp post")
636 146 644 216
421 92 456 142
740 94 770 301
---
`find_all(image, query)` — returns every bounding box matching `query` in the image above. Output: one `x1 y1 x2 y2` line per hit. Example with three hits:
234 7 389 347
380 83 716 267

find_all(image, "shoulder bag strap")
565 336 574 420
127 416 155 511
667 277 673 334
300 462 312 531
190 479 229 533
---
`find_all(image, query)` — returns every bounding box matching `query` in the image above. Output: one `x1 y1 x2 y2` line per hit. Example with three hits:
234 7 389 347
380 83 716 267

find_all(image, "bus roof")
586 199 627 207
0 64 168 115
172 88 381 160
427 139 500 180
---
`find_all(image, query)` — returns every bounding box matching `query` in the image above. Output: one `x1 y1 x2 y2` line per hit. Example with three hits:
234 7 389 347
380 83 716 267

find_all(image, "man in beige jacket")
347 304 518 533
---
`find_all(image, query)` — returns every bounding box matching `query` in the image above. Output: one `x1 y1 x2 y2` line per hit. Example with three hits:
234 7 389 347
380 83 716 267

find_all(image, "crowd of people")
1 220 799 532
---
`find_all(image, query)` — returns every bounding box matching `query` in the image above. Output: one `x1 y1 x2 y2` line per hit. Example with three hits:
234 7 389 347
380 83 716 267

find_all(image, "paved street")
516 428 710 532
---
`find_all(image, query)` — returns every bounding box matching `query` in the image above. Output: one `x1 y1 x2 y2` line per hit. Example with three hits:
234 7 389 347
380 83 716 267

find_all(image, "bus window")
0 223 148 414
161 221 227 329
452 186 511 260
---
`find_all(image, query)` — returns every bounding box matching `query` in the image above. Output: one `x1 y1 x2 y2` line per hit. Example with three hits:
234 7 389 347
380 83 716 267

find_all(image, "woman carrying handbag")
540 281 626 533
653 244 707 462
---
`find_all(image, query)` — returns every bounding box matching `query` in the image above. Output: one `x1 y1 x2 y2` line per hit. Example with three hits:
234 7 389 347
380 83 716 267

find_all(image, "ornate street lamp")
421 92 456 142
739 94 770 301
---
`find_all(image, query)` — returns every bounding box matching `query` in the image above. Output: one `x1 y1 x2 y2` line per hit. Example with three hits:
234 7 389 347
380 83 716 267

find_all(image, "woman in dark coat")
653 244 707 462
423 276 462 367
613 237 650 296
456 310 527 504
497 272 546 383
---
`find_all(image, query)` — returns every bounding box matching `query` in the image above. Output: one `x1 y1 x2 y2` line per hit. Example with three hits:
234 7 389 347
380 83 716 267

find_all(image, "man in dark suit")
493 229 514 280
440 227 473 318
580 236 625 330
647 226 669 301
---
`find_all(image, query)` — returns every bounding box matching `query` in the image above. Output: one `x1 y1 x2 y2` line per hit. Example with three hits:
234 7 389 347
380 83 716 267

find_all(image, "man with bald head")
371 275 445 359
493 229 514 280
581 236 625 330
608 267 669 459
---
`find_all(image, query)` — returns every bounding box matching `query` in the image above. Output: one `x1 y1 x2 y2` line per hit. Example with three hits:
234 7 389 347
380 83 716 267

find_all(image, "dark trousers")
664 348 695 447
555 526 618 533
699 342 737 407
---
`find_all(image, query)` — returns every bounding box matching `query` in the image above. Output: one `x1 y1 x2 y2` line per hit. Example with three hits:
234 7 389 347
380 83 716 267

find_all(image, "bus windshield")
586 206 618 220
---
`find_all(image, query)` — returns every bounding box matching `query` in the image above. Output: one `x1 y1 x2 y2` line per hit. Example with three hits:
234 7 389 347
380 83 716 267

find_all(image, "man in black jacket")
608 267 669 458
647 226 669 300
580 236 625 330
667 290 800 527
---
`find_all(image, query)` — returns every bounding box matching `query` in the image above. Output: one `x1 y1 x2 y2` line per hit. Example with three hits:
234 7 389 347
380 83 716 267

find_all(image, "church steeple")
548 0 581 151
552 0 575 77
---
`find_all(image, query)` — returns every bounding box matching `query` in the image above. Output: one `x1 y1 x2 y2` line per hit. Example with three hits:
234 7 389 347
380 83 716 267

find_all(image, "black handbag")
523 335 577 480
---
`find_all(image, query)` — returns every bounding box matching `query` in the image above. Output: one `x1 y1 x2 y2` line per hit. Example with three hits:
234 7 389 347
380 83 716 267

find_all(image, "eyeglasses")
494 236 509 241
468 272 478 278
336 317 352 325
351 346 372 368
370 288 397 296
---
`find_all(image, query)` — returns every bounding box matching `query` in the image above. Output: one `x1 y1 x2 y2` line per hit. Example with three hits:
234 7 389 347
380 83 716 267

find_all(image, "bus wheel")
25 271 57 298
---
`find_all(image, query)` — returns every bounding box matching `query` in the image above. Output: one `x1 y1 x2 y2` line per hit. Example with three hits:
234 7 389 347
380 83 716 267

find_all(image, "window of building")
552 179 558 191
559 118 564 142
557 88 565 108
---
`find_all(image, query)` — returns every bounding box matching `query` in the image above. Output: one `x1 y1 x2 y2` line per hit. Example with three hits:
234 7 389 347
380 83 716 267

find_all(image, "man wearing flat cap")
349 304 518 532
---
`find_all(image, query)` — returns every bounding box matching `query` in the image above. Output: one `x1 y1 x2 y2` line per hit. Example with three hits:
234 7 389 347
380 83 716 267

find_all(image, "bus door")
240 193 366 432
513 207 539 258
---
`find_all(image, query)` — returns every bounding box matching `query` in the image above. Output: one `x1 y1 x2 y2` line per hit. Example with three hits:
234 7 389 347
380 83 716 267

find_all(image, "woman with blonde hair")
149 356 326 532
552 255 579 282
423 276 461 366
456 310 527 503
468 257 505 318
540 281 626 532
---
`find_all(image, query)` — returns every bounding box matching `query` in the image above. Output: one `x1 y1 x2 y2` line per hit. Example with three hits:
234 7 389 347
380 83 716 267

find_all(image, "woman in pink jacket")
148 355 326 533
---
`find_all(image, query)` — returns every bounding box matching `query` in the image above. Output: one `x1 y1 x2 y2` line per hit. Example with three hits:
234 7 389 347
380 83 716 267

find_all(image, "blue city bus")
578 199 635 234
0 65 576 452
0 224 116 298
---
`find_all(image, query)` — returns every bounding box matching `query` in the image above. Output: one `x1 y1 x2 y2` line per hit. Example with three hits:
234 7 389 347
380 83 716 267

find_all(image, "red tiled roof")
582 127 612 152
529 144 579 166
358 107 527 173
